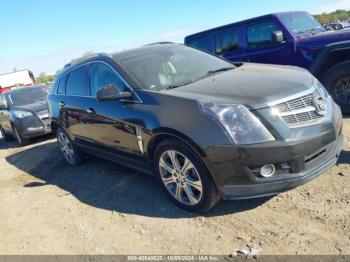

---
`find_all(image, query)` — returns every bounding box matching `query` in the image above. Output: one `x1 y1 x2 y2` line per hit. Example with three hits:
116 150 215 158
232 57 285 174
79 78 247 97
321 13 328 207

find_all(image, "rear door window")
247 21 279 48
66 66 89 96
215 29 240 55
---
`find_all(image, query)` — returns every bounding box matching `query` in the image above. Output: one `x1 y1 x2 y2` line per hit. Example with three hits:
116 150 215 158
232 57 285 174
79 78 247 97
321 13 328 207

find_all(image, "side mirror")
96 83 132 101
271 30 285 44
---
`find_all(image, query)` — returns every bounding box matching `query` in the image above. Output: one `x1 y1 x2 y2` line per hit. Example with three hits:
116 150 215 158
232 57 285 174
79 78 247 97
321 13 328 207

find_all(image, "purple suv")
185 11 350 113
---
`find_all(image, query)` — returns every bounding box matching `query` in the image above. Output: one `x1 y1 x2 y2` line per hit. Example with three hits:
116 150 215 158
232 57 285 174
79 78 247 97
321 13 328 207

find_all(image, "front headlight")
13 110 33 119
199 102 275 145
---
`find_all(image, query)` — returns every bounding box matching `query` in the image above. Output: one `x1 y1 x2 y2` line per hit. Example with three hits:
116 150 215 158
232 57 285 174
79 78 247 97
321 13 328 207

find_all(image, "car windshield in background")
279 12 326 35
8 87 49 106
116 45 235 91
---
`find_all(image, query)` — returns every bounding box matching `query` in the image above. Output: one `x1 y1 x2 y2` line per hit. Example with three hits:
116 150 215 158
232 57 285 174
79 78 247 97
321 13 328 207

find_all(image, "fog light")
260 164 276 178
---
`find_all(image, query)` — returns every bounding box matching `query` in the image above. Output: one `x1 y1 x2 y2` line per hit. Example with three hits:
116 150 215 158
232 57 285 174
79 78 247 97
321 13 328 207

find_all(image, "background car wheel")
154 139 220 213
56 127 83 165
12 125 29 146
323 61 350 115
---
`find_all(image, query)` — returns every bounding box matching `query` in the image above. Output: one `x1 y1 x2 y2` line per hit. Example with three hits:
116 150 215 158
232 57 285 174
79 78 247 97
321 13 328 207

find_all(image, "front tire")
154 139 220 213
12 125 29 146
56 127 83 165
323 61 350 115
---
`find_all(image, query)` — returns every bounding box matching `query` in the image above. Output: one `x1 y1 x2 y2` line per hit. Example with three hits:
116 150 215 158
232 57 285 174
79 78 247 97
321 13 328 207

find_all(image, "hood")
10 101 49 113
165 63 315 110
296 29 350 48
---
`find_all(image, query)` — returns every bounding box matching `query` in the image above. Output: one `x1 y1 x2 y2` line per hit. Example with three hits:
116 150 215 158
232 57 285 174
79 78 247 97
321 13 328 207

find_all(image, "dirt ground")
0 119 349 256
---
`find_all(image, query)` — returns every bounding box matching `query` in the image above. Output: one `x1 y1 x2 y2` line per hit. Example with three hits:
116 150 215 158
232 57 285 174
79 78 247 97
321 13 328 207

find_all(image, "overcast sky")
1 0 349 76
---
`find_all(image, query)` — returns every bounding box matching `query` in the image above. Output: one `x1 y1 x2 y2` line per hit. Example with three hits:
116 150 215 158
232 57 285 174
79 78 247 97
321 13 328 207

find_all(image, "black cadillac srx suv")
48 43 343 212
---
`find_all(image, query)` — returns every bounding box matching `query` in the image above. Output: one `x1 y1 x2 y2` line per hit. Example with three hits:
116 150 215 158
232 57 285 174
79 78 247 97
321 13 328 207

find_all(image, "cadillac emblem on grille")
270 89 327 128
314 96 327 116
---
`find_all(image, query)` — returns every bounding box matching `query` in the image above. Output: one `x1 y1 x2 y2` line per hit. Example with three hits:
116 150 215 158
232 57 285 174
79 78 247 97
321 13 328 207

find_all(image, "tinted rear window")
66 66 89 96
186 35 211 52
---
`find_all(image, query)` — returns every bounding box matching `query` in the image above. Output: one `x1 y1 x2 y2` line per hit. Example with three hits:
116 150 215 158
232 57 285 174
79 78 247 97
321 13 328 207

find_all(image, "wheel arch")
310 41 350 81
50 120 60 135
50 121 75 141
146 128 209 172
147 128 206 158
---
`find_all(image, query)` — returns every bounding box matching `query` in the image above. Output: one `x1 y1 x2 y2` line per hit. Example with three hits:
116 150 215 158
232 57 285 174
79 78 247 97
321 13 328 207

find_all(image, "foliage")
35 72 55 84
314 9 350 24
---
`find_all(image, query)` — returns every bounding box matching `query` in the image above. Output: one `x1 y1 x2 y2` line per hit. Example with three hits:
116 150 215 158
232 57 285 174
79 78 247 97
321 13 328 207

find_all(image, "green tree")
314 9 350 24
36 72 55 84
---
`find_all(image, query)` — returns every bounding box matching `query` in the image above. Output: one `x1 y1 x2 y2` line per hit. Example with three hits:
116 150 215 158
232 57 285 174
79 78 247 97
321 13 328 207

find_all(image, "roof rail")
63 52 112 69
144 42 175 46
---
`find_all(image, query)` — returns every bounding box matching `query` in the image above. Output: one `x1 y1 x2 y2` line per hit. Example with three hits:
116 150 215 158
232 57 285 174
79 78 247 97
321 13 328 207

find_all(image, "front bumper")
218 134 343 200
203 111 343 200
16 116 51 138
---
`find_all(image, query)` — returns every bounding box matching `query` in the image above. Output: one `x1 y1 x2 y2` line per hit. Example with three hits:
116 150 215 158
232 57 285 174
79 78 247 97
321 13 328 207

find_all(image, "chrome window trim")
57 60 143 104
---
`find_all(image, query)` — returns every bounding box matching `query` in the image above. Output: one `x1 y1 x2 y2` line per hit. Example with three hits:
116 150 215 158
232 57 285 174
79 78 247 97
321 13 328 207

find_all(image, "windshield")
8 86 49 106
279 12 326 36
116 45 234 91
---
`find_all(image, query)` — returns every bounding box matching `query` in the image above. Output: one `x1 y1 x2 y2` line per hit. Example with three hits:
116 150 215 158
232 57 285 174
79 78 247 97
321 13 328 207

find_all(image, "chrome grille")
29 117 44 128
272 90 324 127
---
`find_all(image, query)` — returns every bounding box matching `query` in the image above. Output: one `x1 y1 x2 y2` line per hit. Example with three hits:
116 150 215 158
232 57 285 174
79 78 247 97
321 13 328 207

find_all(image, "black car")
0 86 51 146
48 43 343 212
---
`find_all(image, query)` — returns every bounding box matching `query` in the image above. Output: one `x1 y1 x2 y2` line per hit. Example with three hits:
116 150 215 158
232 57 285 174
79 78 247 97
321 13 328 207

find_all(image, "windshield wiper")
166 67 234 90
190 67 235 83
166 81 194 90
208 67 235 74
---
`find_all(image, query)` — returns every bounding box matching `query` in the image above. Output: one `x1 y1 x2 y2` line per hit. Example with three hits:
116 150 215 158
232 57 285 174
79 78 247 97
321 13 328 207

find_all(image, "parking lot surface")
0 119 349 255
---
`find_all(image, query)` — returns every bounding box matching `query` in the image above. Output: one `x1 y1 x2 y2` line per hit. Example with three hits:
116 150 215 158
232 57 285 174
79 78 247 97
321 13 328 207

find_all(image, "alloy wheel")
159 150 203 206
57 131 75 163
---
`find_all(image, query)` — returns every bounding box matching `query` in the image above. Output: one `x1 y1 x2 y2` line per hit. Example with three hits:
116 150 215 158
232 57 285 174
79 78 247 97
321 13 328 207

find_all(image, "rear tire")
12 125 30 146
56 127 83 165
154 139 220 213
323 61 350 115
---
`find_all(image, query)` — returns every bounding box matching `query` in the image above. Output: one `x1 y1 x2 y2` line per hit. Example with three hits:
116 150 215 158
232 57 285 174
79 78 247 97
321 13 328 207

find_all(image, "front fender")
310 40 350 78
